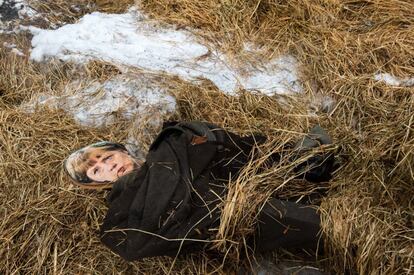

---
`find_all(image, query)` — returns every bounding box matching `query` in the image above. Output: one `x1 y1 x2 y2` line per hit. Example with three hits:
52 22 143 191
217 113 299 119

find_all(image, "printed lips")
117 166 126 177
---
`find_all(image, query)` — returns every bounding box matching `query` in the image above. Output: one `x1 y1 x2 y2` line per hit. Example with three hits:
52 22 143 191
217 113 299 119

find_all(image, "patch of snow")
26 8 302 95
70 5 81 13
3 42 16 48
0 0 4 7
2 41 25 56
240 55 302 95
11 47 24 56
374 73 414 87
23 74 176 128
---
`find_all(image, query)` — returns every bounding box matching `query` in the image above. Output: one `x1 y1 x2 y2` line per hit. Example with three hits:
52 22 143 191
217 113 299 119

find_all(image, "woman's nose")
110 163 117 171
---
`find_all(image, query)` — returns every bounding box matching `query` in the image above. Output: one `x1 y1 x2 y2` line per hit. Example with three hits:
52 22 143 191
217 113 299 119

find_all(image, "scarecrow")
64 121 334 260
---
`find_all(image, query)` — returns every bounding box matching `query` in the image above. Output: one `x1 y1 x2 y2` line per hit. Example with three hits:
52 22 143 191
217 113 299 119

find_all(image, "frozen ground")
25 8 302 96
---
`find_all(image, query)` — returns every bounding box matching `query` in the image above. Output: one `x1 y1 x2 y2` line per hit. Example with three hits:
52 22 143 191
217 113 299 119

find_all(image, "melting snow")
374 73 414 87
26 8 302 95
24 74 176 128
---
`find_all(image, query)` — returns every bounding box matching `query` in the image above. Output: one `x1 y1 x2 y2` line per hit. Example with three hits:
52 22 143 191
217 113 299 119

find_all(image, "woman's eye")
104 155 113 161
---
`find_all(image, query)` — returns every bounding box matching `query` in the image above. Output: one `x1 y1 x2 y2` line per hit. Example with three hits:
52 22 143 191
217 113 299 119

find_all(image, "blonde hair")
63 142 128 186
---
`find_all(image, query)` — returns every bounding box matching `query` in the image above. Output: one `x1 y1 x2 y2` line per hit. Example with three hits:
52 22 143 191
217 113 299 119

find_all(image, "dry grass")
27 0 135 25
1 0 414 274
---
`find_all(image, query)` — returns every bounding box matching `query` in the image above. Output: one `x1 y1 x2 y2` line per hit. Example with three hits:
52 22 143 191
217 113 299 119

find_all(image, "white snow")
11 47 25 56
0 0 4 7
14 0 38 19
2 42 25 56
24 74 176 128
26 8 302 95
3 42 16 48
374 73 414 87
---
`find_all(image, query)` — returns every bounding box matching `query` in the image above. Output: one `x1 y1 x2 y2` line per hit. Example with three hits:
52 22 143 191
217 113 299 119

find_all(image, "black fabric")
100 122 256 260
253 198 322 252
100 122 333 261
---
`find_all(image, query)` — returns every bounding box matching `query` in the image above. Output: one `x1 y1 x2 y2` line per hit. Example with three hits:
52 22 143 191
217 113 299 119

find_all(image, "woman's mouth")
117 166 126 176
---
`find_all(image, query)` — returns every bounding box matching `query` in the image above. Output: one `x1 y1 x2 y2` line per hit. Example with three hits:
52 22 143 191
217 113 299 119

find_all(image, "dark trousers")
213 130 331 252
254 198 322 252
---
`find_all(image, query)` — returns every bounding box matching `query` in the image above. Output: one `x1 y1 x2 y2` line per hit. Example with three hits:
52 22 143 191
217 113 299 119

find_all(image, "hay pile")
1 0 413 274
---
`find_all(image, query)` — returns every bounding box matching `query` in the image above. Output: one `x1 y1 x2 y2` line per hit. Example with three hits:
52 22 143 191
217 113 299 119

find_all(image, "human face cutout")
86 149 136 183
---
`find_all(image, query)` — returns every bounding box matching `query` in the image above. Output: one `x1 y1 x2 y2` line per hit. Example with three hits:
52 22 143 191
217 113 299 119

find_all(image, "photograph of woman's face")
85 149 136 183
